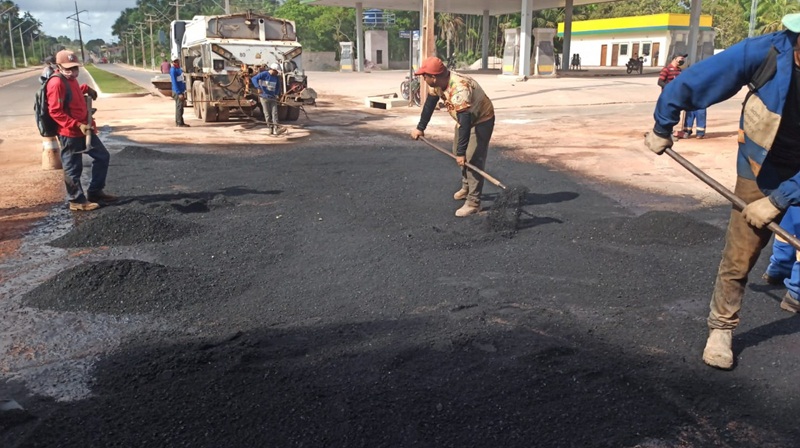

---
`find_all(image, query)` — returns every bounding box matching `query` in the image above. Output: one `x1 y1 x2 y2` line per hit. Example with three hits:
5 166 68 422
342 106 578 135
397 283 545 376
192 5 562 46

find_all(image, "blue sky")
16 0 139 44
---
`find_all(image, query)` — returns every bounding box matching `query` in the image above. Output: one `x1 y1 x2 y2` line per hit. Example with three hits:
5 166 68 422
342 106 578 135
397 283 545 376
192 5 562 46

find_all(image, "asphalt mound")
49 209 196 248
23 260 217 314
602 211 723 246
115 145 184 160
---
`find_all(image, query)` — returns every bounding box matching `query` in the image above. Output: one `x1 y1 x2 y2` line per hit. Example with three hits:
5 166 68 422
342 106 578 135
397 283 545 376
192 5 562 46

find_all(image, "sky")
16 0 138 44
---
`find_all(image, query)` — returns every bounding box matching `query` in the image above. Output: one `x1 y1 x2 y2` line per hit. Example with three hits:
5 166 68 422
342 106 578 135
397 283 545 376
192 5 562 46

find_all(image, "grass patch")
84 64 147 94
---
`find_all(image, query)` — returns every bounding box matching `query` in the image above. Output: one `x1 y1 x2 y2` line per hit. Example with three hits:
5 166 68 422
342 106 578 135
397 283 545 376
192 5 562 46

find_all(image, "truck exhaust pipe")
258 18 266 41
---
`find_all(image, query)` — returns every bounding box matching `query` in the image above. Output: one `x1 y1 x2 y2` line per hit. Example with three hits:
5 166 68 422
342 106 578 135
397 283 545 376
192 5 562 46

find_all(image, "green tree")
757 0 800 34
436 12 464 58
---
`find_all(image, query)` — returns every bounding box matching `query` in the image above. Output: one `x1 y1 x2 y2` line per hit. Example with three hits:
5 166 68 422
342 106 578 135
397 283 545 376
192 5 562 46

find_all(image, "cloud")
16 0 138 43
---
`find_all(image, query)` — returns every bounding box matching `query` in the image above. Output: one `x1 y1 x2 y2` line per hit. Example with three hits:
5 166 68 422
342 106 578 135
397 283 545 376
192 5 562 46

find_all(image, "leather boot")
702 329 733 370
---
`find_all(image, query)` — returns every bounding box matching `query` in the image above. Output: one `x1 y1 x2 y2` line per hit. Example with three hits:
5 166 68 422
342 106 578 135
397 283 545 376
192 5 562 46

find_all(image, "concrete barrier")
41 136 62 170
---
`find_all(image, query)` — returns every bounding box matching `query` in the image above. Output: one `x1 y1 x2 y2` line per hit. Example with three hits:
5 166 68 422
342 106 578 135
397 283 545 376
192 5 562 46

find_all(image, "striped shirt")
658 65 682 89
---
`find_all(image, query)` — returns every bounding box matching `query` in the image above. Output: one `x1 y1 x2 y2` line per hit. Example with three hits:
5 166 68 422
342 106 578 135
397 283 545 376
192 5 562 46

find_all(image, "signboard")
412 30 420 41
399 30 411 39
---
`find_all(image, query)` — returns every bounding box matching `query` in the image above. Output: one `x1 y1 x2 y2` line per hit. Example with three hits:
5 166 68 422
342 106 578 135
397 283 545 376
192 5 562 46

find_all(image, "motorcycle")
626 56 644 74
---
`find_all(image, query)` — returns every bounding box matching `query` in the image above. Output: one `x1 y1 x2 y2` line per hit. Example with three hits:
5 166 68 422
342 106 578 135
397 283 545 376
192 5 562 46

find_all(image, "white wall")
566 34 670 67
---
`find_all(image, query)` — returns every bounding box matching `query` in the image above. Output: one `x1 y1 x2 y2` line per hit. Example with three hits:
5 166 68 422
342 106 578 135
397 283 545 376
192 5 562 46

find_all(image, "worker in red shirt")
46 49 116 211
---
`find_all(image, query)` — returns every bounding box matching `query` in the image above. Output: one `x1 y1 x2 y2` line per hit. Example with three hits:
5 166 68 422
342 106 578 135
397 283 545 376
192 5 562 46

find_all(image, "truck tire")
277 105 288 122
285 106 300 121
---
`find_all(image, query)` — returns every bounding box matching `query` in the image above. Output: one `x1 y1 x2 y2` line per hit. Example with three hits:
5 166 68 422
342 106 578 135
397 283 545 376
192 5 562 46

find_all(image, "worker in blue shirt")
645 13 800 370
251 63 283 135
169 57 189 127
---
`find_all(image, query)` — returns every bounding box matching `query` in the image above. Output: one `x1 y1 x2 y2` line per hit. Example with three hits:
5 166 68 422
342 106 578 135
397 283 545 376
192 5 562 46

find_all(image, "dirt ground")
4 69 797 447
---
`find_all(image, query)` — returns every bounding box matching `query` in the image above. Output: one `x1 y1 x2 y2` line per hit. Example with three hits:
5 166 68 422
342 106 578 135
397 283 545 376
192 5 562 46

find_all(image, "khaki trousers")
708 176 782 329
452 116 494 206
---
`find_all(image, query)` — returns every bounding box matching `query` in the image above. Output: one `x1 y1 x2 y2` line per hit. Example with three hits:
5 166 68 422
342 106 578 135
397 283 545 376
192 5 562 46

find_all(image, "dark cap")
414 56 446 76
673 53 688 60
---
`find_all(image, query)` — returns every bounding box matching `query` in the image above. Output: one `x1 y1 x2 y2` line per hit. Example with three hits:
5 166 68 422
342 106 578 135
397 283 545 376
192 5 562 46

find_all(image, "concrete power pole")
138 24 146 69
67 1 88 63
146 13 157 70
7 17 15 68
170 0 185 21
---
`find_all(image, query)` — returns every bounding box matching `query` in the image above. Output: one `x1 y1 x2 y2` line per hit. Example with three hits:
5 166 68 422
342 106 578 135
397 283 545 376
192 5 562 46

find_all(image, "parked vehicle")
400 75 420 107
151 11 316 122
626 56 644 74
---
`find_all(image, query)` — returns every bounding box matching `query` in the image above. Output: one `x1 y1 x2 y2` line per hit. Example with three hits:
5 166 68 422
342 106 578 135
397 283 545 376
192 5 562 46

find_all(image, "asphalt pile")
22 259 230 315
49 209 197 248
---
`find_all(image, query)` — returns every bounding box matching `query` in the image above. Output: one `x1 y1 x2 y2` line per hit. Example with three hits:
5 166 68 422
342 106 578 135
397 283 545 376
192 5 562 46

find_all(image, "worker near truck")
410 56 495 218
645 13 800 370
47 49 115 211
170 57 189 128
251 63 283 135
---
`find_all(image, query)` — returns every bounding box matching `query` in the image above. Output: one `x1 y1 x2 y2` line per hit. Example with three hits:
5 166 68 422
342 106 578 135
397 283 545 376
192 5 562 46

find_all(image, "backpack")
35 74 71 137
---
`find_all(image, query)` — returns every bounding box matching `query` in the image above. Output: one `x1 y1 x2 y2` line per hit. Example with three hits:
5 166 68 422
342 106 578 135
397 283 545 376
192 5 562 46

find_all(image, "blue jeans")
684 109 707 137
58 134 110 202
766 207 800 298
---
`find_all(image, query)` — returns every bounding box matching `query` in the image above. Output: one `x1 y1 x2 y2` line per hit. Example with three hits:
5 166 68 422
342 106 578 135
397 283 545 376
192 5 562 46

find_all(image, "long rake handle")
419 136 507 190
665 147 800 251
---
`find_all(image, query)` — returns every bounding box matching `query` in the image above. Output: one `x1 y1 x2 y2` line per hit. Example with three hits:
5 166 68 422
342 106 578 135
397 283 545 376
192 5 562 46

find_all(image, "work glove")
86 87 98 100
742 197 781 229
644 130 673 155
177 93 185 101
79 123 93 136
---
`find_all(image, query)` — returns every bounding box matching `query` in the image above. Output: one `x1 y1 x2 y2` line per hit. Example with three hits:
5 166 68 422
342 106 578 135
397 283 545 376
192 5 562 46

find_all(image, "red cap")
414 57 446 76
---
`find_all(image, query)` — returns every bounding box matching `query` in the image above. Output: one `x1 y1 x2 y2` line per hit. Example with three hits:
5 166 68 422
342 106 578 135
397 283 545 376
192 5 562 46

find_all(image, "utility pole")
126 30 136 66
170 0 185 21
6 15 15 68
138 24 146 69
145 13 157 70
67 1 88 63
18 23 27 66
225 0 230 14
749 0 758 38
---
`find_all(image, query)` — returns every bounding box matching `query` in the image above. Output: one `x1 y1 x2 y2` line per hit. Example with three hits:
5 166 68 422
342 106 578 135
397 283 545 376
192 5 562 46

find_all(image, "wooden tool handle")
419 136 507 190
665 147 800 251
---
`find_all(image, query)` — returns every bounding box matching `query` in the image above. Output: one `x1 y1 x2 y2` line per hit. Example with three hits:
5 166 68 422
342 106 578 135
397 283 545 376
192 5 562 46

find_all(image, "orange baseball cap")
56 50 81 68
414 56 446 76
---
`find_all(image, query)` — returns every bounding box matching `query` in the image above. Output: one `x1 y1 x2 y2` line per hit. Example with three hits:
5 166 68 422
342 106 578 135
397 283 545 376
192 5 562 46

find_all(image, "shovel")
74 94 93 154
419 136 507 190
664 147 800 251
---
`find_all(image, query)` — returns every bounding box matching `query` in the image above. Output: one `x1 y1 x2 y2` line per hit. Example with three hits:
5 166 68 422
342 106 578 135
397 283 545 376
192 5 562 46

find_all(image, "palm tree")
757 0 800 34
436 12 464 58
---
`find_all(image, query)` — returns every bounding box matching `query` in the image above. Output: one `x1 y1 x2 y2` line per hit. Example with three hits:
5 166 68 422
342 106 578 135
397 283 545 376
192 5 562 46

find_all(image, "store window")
642 42 651 56
620 44 628 56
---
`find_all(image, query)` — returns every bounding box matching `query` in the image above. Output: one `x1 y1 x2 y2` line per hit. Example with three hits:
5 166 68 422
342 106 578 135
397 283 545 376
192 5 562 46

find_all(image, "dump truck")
152 11 316 122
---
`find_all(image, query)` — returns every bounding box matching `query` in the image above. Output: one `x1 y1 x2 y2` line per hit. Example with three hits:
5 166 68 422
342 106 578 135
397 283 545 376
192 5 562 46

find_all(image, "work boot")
177 123 190 127
702 329 733 370
455 203 479 217
762 271 787 286
780 292 800 313
87 190 118 203
69 200 100 211
453 188 468 200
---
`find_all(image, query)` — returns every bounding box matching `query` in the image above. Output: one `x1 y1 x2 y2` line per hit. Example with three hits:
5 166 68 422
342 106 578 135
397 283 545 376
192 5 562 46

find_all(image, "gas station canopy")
301 0 618 15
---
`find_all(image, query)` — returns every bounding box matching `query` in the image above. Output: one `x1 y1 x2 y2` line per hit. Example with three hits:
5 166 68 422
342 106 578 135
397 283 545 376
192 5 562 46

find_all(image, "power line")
66 1 88 62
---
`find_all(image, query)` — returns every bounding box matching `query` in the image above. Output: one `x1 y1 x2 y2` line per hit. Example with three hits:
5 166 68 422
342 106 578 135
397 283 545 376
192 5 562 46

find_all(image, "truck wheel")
285 106 300 121
217 107 230 122
278 105 289 121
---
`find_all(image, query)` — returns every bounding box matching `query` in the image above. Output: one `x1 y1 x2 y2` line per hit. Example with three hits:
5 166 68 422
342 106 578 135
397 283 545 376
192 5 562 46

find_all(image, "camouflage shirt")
427 71 494 126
